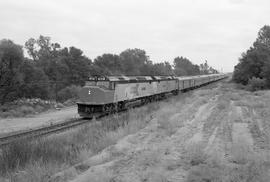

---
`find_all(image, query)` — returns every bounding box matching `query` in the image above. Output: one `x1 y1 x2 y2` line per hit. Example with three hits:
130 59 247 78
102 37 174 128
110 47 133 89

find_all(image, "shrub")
0 98 56 118
57 85 81 102
247 77 266 91
18 105 35 115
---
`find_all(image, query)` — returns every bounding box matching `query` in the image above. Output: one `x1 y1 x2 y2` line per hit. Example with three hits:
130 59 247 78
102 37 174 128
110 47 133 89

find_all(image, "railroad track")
0 117 98 147
0 110 125 147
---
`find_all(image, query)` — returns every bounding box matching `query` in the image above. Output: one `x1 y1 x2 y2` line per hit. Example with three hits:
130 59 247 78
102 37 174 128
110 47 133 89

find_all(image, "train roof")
88 75 177 82
89 74 225 82
177 74 224 80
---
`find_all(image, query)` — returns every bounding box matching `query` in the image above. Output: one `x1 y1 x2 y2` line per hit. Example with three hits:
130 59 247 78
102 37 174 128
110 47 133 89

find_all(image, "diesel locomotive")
77 74 227 118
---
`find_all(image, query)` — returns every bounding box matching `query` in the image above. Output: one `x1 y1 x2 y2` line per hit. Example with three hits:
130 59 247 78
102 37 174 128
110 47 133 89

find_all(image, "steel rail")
0 117 95 147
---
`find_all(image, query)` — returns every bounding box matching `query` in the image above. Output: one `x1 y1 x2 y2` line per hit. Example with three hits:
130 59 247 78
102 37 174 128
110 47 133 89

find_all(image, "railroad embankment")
1 80 270 182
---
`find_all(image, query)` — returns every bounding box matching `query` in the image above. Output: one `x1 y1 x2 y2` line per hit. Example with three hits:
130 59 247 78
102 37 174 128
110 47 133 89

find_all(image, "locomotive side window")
97 81 110 89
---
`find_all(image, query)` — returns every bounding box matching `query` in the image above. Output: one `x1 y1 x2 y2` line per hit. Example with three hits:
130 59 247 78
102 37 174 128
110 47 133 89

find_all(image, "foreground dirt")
0 106 78 134
58 81 270 182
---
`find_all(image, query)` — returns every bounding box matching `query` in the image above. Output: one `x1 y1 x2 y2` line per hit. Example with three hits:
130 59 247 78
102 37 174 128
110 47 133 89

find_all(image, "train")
77 74 227 118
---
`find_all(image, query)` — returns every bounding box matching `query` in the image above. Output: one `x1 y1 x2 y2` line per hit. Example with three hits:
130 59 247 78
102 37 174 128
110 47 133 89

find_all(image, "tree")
119 48 150 75
0 39 24 104
25 35 61 79
254 25 270 50
61 47 92 86
94 54 122 75
173 57 200 76
152 62 174 76
261 56 270 87
199 60 218 74
209 67 218 74
233 49 265 84
19 60 50 99
25 36 93 100
200 60 209 74
233 25 270 87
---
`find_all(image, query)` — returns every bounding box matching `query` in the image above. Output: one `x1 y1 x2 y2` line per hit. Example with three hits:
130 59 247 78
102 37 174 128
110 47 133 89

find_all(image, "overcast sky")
0 0 269 72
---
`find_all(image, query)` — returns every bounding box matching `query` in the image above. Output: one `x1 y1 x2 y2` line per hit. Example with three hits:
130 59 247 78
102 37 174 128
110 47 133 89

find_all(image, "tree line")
0 35 218 104
233 25 270 90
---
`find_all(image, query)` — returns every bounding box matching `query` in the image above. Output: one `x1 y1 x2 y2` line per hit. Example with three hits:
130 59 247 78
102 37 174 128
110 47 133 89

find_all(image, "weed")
229 93 241 101
157 108 178 136
185 142 207 166
229 139 253 165
227 154 270 182
141 167 168 182
138 150 161 167
18 105 35 115
186 163 223 182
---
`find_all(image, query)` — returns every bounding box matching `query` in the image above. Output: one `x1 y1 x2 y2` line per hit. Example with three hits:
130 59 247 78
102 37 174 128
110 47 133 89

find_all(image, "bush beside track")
0 85 81 118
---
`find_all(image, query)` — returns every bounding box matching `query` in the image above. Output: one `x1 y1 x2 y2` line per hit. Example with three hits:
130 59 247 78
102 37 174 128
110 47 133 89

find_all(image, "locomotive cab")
77 76 116 118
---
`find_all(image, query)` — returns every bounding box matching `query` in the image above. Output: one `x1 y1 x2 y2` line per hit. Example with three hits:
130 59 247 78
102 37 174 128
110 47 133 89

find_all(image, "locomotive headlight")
88 90 91 95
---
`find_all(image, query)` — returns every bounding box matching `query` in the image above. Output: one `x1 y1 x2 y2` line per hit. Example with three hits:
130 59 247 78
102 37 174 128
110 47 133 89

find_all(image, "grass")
186 85 270 182
156 93 207 137
232 88 270 150
229 93 241 101
185 85 270 181
186 155 270 182
141 167 168 182
157 110 178 136
229 139 253 165
226 148 270 182
185 142 208 167
186 139 270 182
186 163 224 182
137 150 161 168
180 85 270 182
185 143 224 182
0 102 159 181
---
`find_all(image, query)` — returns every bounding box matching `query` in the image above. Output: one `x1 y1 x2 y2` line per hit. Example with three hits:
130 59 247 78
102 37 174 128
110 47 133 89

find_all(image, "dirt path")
53 81 270 182
0 106 78 135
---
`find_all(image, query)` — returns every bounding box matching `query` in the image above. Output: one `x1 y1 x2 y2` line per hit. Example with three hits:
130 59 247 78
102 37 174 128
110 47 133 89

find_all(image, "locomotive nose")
78 86 114 105
78 86 104 104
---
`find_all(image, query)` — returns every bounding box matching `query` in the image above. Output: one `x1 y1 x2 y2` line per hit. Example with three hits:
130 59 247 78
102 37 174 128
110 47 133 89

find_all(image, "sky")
0 0 270 72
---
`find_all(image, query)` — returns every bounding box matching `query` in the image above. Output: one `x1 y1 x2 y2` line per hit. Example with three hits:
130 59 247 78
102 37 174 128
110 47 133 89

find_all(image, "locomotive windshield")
85 81 97 86
85 80 115 90
86 76 113 89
